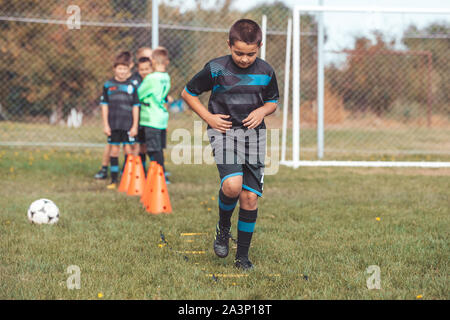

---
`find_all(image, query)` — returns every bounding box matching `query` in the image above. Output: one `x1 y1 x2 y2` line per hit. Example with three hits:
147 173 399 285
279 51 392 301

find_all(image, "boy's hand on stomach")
242 108 265 129
206 114 232 133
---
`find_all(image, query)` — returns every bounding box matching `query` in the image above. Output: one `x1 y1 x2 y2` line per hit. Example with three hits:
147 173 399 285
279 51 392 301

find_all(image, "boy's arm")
129 106 139 137
181 89 232 133
181 63 232 133
101 104 111 136
242 102 277 129
129 85 140 137
243 71 279 129
100 85 111 136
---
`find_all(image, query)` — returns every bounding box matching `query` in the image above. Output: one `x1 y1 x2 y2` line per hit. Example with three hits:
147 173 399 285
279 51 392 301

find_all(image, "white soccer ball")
27 199 60 225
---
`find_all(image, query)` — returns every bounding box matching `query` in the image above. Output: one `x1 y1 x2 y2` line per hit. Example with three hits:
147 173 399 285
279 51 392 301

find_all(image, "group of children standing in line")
94 46 171 188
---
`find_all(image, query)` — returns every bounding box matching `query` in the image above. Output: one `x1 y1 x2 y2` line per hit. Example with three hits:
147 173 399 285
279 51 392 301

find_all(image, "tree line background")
0 0 448 124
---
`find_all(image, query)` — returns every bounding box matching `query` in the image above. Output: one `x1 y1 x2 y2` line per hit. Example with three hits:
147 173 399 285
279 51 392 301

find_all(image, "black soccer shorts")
161 129 167 150
208 128 266 197
143 126 166 152
107 130 136 145
137 126 146 145
139 127 167 149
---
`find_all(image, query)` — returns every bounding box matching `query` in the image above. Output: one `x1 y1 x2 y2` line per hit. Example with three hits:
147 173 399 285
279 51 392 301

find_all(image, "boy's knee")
240 190 258 210
222 177 242 198
110 146 120 157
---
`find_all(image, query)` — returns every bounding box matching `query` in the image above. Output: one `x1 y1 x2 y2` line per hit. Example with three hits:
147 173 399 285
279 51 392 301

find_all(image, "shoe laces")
216 225 231 243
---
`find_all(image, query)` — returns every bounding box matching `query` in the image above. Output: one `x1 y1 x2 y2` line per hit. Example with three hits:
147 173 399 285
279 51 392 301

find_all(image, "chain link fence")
0 1 449 162
289 9 450 162
0 0 290 146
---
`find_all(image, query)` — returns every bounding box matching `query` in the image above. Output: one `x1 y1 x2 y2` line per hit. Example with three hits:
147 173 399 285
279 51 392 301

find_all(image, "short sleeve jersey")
100 78 140 131
128 71 143 88
185 55 279 129
138 72 171 130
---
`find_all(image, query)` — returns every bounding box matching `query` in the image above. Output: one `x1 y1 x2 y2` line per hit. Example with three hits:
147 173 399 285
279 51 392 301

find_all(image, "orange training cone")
144 163 172 214
127 155 146 196
141 161 157 205
118 154 134 192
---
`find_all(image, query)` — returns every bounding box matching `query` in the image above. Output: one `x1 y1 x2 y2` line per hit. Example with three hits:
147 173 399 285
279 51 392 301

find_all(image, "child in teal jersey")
100 51 140 189
181 19 279 270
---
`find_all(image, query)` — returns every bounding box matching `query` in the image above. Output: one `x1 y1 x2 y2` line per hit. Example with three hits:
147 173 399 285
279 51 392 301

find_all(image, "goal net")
281 5 450 168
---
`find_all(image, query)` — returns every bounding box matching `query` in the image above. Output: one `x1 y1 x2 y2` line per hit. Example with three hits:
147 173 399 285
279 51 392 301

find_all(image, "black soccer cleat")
94 169 108 180
213 223 231 258
234 256 254 271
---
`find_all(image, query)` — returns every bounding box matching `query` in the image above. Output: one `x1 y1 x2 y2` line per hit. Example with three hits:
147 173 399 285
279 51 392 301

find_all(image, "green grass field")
1 117 450 162
0 147 448 299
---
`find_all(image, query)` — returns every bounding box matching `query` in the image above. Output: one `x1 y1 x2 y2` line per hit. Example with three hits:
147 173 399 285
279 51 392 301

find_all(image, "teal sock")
236 208 258 258
218 188 238 230
110 157 119 183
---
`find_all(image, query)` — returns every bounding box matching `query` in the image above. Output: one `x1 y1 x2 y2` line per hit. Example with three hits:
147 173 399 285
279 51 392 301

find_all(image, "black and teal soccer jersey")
100 78 140 131
185 55 279 129
128 72 143 87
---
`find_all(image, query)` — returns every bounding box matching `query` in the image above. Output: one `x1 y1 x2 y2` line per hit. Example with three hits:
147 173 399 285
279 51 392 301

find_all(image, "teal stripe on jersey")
247 74 271 86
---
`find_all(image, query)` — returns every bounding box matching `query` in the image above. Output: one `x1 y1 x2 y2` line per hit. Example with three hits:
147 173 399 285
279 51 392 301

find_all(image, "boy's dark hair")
229 19 262 46
138 57 152 65
114 51 132 68
152 47 169 65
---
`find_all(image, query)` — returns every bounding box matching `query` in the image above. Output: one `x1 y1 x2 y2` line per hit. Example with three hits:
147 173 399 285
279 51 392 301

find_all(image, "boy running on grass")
137 47 171 178
181 19 279 270
100 51 140 189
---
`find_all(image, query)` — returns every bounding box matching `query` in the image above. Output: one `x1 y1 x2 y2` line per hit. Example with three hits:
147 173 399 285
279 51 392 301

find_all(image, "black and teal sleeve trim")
184 86 198 97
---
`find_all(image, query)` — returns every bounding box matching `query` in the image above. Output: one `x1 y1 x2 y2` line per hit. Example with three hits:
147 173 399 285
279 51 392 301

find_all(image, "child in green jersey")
137 47 171 176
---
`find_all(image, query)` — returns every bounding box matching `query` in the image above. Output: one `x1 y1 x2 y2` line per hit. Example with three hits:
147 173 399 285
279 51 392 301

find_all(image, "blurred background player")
135 56 153 172
131 47 153 172
100 51 140 189
129 46 153 86
138 47 171 183
137 57 153 80
156 46 173 180
94 47 152 179
131 47 153 82
181 19 279 270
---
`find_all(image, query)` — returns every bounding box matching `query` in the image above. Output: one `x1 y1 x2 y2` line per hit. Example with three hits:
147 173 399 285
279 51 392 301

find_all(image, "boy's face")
138 62 152 79
114 64 130 82
228 40 260 69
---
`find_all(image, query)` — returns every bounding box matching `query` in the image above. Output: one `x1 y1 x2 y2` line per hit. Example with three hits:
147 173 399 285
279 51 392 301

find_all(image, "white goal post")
281 5 450 169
